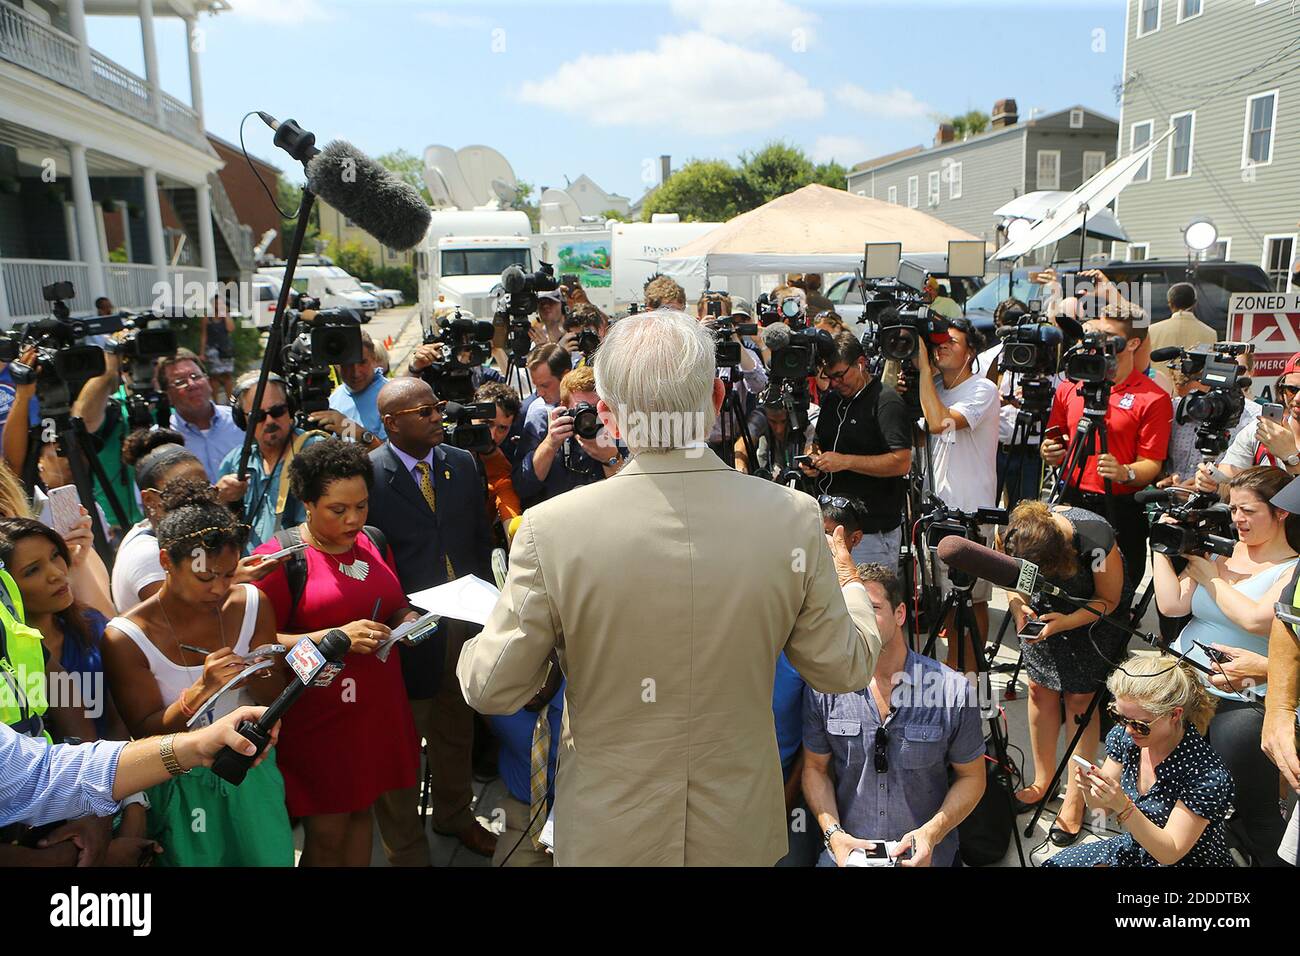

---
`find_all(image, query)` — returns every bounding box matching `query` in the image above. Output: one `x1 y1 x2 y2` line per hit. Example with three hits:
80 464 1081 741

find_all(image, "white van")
257 262 379 321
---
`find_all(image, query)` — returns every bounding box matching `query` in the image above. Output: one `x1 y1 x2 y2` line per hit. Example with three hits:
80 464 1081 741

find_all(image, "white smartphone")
47 484 83 537
1261 402 1285 424
262 543 309 561
1071 754 1099 776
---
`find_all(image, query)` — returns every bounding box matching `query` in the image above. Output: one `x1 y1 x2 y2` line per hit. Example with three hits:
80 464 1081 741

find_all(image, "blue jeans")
851 525 902 574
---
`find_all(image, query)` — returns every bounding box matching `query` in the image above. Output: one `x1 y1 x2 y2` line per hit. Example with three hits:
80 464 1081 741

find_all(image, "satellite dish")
457 145 517 209
423 145 476 210
491 180 518 207
539 188 583 231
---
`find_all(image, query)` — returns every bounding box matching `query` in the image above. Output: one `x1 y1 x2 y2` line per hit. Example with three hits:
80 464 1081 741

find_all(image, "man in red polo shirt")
1041 307 1172 590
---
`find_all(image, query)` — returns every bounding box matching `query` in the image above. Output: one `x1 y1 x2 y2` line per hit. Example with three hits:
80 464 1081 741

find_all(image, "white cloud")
669 0 819 46
835 84 932 120
519 33 825 136
416 10 492 29
810 135 874 165
225 0 333 23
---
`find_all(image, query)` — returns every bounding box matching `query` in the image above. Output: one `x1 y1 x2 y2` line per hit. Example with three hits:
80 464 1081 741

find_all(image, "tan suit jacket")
1147 311 1217 353
458 448 880 866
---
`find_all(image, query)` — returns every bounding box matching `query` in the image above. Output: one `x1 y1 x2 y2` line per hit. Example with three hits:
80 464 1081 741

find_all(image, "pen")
179 643 210 656
372 597 382 621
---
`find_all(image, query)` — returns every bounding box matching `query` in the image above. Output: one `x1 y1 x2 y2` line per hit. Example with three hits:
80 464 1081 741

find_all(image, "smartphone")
1018 619 1047 641
793 455 814 468
47 484 84 537
262 543 309 561
1193 640 1232 664
1070 754 1099 775
1042 425 1066 445
1261 403 1285 423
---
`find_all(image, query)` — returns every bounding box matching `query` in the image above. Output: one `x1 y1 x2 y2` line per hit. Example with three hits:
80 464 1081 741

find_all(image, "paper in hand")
405 575 501 627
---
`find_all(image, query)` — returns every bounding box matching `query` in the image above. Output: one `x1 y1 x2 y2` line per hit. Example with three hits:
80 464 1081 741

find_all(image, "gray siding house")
1114 0 1299 290
846 101 1118 257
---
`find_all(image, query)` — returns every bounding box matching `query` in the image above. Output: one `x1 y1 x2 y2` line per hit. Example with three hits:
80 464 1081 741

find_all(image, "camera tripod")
919 566 1027 867
1048 384 1118 530
996 372 1053 506
716 365 758 472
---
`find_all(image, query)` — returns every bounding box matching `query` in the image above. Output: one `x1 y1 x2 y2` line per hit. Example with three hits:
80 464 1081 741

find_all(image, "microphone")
762 322 792 353
210 629 351 785
1134 486 1173 505
1151 346 1184 363
256 113 431 251
935 536 1071 601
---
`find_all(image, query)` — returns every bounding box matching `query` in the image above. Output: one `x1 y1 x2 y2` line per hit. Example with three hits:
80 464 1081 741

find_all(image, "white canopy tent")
658 184 983 283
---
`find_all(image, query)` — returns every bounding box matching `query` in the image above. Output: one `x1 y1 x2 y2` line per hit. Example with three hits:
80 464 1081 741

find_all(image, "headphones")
230 373 293 430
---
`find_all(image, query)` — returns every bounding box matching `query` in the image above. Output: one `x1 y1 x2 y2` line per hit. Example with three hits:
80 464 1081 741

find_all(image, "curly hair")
156 477 247 563
474 381 521 418
288 438 373 505
644 275 686 310
999 500 1080 583
122 428 199 491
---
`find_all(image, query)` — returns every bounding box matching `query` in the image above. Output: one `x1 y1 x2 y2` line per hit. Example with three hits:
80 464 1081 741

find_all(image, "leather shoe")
451 820 498 857
1048 820 1082 847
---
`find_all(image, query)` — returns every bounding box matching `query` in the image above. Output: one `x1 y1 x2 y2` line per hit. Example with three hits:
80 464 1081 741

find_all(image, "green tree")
738 141 815 207
947 110 990 139
640 159 746 222
322 235 376 280
375 148 434 205
599 208 631 223
514 180 540 231
811 160 849 189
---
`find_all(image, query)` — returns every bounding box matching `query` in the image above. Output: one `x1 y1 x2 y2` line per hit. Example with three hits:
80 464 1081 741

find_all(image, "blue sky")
85 0 1127 201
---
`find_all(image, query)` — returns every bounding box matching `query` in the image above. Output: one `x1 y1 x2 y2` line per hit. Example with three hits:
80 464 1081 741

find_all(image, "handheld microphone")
1150 346 1184 363
257 114 432 251
210 630 350 785
935 536 1071 601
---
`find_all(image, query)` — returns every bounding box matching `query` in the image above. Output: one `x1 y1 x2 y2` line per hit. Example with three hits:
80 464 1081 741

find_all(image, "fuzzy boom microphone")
305 141 432 251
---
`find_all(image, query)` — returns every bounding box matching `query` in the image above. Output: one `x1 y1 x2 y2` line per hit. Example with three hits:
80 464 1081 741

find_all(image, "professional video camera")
704 295 759 367
1161 342 1254 459
1062 330 1122 385
497 262 559 319
115 310 180 429
279 299 364 424
753 291 804 327
440 400 497 455
920 498 1010 552
1142 487 1236 558
997 301 1064 377
417 308 494 403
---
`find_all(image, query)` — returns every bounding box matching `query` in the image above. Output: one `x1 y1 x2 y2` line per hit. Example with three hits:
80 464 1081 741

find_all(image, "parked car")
359 282 395 309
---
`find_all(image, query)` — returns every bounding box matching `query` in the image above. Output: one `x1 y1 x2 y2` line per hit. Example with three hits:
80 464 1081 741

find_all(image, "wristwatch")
1124 464 1137 484
159 733 189 777
822 823 845 849
1282 453 1300 468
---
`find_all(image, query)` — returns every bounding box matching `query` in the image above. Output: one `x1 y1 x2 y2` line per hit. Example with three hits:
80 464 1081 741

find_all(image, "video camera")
754 292 804 327
1141 487 1236 558
1062 330 1122 385
920 498 1009 552
1161 342 1253 459
418 308 495 403
997 301 1064 378
494 261 557 361
440 400 497 455
704 294 759 367
279 299 364 424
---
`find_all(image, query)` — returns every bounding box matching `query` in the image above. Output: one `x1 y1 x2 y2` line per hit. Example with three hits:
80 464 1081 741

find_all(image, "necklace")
160 588 227 664
302 523 370 582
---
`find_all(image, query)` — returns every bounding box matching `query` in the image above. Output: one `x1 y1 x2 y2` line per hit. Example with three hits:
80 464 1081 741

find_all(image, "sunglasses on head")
1107 702 1153 736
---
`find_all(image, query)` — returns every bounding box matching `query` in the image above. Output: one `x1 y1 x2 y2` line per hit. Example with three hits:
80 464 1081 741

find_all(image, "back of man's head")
645 275 686 311
594 309 715 454
1168 282 1197 312
820 497 864 537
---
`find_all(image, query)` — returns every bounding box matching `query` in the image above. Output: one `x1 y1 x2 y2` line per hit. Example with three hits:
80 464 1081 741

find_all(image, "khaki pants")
492 793 554 868
374 623 477 866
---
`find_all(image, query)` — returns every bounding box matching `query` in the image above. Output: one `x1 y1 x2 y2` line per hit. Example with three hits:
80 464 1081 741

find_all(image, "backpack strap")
273 526 308 618
361 524 388 562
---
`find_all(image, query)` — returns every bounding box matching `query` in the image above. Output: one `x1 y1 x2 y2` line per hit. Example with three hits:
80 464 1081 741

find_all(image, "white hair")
594 309 716 454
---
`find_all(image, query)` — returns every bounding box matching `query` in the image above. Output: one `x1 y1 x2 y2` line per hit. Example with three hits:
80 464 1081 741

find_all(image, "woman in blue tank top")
1155 465 1298 865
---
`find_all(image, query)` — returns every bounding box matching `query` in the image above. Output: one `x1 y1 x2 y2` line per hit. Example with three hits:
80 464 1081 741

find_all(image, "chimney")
660 155 671 184
991 98 1018 129
934 122 955 146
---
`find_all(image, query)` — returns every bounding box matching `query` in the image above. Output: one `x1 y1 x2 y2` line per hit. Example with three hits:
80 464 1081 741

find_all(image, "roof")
206 132 280 175
847 105 1117 180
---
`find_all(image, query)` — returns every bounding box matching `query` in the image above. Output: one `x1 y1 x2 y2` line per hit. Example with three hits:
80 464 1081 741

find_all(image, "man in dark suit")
369 377 496 862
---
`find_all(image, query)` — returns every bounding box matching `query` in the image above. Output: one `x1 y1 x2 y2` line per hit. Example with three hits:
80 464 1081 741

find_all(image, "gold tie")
527 710 551 850
415 461 456 581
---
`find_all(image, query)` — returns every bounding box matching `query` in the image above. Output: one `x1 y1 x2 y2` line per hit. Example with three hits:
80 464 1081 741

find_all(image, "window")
1167 111 1194 178
1242 90 1278 167
907 176 918 208
1130 120 1154 181
1177 0 1202 21
1036 150 1060 190
1069 109 1085 129
441 248 533 277
887 185 898 204
1127 243 1150 261
1195 238 1230 262
1082 150 1107 181
1264 235 1296 291
927 171 940 206
1138 0 1160 35
948 161 963 199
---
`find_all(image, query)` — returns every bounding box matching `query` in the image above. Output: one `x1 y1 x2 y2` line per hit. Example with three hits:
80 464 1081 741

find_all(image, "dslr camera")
419 308 495 403
704 295 759 368
754 292 804 327
1144 488 1236 558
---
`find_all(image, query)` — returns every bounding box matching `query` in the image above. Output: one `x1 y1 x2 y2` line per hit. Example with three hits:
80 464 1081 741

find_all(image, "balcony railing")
2 259 211 324
0 3 206 150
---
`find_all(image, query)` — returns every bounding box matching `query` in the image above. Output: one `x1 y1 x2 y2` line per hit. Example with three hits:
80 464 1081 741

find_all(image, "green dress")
146 749 294 867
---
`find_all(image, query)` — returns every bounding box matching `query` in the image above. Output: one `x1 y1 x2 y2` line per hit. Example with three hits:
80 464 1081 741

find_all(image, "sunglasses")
1107 702 1153 737
1280 385 1300 397
874 725 889 773
255 404 289 420
389 402 445 419
818 495 856 511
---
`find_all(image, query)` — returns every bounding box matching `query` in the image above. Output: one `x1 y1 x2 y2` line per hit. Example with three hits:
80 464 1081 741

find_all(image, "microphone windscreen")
762 322 792 352
936 536 1021 590
1150 346 1184 363
306 141 432 251
319 628 352 660
1134 487 1172 505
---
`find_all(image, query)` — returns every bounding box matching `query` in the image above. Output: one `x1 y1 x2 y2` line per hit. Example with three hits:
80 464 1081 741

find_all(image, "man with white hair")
458 308 881 866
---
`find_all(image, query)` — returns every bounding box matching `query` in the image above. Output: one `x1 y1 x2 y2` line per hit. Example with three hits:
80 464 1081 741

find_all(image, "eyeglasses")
389 402 445 419
167 372 207 390
1107 702 1153 737
825 367 854 384
874 725 889 773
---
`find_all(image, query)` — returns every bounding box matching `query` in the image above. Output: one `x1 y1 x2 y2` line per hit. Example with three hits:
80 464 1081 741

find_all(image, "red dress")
253 533 419 817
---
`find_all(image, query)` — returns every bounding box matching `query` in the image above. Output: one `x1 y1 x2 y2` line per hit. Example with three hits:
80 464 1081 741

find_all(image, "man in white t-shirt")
912 318 1001 673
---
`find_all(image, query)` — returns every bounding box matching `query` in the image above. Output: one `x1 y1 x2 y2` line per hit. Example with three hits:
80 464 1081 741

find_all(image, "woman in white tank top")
101 479 295 867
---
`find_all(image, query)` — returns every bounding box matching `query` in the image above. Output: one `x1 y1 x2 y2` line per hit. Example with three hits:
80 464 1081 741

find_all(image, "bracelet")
1117 797 1137 824
822 823 845 849
159 734 188 776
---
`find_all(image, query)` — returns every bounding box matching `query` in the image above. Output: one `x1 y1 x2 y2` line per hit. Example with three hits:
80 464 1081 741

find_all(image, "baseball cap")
537 289 563 303
1283 352 1300 377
